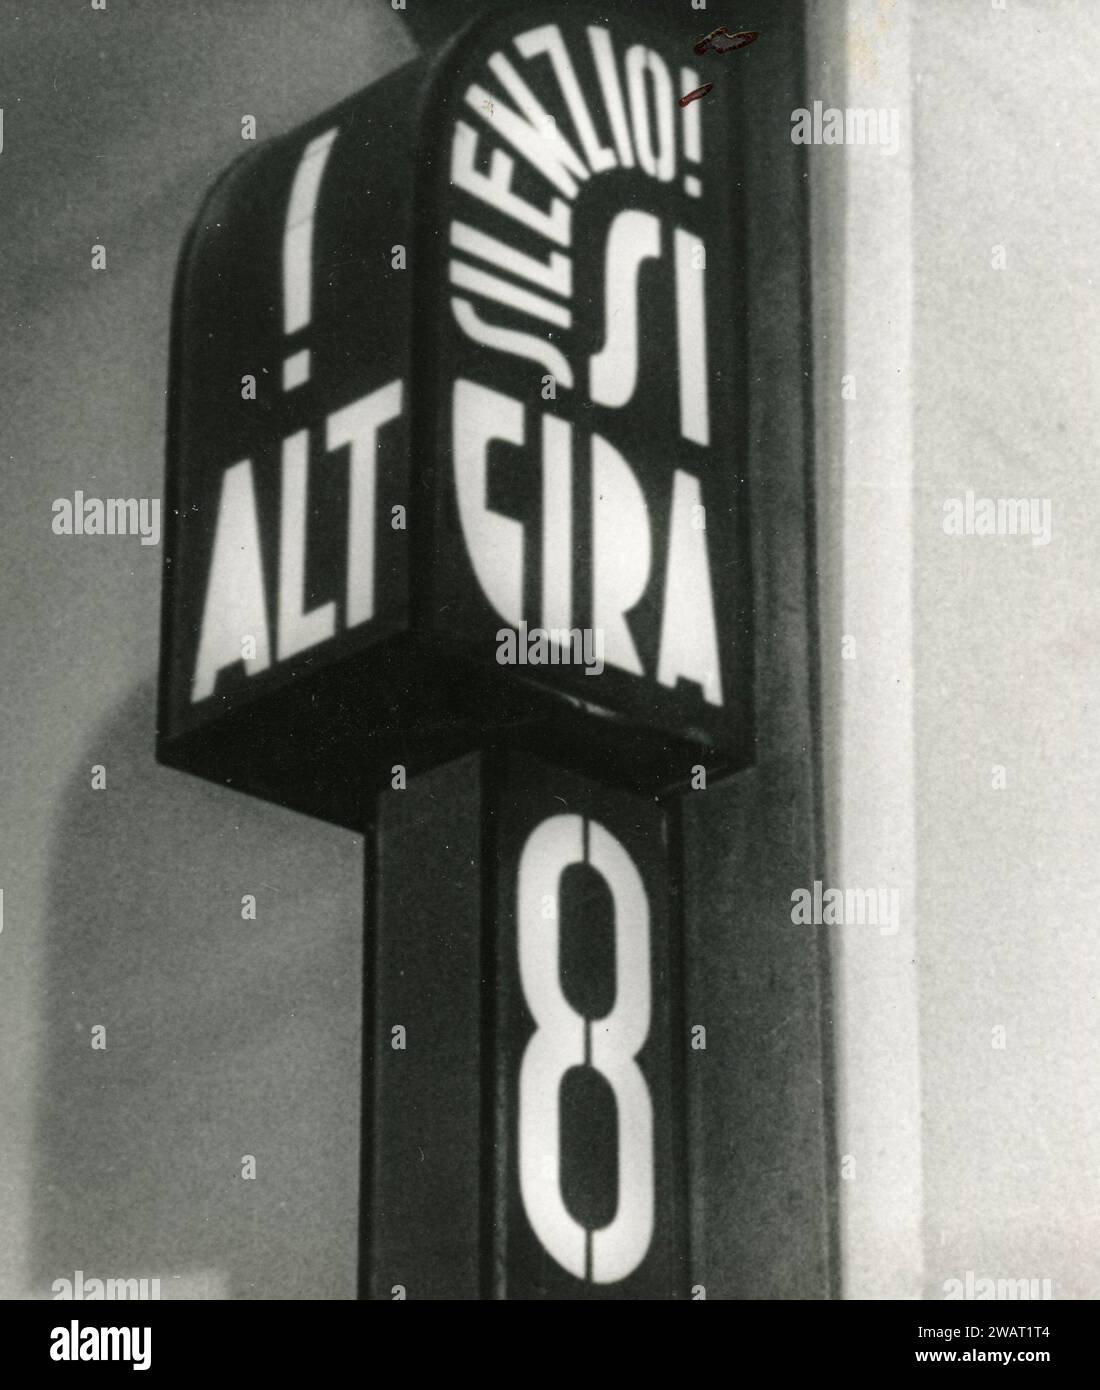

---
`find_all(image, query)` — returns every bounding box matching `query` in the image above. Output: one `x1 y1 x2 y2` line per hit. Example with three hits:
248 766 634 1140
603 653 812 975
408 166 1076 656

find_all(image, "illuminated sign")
158 6 751 813
363 752 686 1299
489 758 684 1296
156 4 832 1304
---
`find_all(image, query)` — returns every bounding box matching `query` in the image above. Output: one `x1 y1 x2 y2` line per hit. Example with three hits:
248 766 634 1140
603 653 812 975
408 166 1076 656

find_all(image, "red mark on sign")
681 28 759 104
694 26 760 57
678 84 714 109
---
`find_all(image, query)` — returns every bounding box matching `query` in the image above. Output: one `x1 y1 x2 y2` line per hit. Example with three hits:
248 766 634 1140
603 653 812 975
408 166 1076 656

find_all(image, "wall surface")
911 0 1100 1302
809 0 1100 1300
808 0 921 1300
0 0 416 1301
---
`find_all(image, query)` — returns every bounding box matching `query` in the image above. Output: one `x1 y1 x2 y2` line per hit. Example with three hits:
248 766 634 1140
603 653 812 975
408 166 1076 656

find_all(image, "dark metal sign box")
158 7 753 824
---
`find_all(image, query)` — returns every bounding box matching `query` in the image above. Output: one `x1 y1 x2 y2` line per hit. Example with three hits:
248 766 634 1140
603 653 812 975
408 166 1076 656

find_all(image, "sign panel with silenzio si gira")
157 7 752 817
157 0 833 1306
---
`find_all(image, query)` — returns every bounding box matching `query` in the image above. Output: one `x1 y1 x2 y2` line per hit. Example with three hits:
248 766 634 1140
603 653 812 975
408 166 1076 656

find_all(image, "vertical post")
354 0 833 1302
359 752 689 1299
359 756 485 1299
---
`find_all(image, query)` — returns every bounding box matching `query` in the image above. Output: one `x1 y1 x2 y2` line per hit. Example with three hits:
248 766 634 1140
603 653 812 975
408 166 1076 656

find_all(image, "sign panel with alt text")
158 7 752 816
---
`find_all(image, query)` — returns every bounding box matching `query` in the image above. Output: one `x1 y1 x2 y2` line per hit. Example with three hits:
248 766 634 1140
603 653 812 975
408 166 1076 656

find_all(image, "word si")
191 21 725 711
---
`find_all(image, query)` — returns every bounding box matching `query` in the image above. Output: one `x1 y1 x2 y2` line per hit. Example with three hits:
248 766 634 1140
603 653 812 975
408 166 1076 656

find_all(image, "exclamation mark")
680 71 702 198
282 127 339 391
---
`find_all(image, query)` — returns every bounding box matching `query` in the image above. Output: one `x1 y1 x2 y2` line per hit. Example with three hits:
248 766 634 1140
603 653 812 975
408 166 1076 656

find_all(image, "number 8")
517 813 654 1283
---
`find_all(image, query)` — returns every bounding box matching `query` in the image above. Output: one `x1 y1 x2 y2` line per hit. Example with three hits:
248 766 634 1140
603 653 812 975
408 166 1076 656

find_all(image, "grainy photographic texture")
0 0 1096 1349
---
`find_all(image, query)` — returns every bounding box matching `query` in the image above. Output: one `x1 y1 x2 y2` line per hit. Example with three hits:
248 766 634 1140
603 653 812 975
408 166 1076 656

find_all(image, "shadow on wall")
33 681 364 1300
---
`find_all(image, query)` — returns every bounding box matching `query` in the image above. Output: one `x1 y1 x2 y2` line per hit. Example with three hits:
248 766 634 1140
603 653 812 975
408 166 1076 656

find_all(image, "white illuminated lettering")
438 24 727 727
450 260 572 328
591 434 651 677
451 298 575 388
515 24 617 174
540 414 572 631
518 814 654 1284
192 460 271 701
450 121 572 246
625 46 676 182
453 379 526 628
674 228 709 445
278 430 336 661
467 52 587 198
326 379 404 630
588 26 635 168
450 220 572 297
657 470 723 705
590 210 661 410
